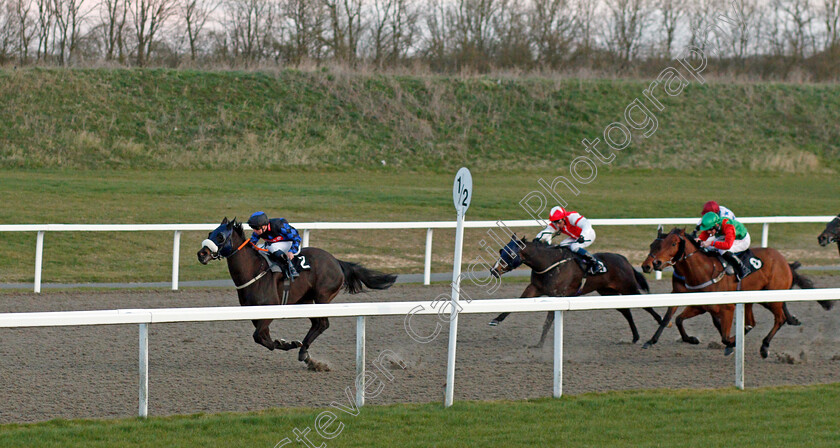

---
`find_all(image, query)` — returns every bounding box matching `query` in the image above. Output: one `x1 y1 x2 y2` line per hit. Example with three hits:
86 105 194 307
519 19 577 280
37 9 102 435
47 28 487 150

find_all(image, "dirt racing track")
1 275 839 423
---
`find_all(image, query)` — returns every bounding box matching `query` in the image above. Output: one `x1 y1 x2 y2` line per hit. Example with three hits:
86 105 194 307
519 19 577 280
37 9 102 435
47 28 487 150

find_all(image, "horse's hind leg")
531 311 555 349
252 319 301 351
617 309 640 343
758 303 787 359
298 317 331 370
490 312 511 326
675 306 706 345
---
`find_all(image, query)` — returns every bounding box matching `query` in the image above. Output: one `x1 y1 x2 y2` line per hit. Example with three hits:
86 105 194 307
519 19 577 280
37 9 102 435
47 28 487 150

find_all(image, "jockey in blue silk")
247 211 301 279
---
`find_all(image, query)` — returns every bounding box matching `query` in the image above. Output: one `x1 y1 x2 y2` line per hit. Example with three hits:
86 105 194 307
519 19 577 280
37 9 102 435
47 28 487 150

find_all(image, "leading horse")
197 218 397 370
489 236 662 347
641 228 822 358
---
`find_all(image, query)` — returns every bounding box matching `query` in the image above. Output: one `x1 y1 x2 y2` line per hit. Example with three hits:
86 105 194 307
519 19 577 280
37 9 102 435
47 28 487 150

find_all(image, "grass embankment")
1 384 839 447
2 170 838 284
1 68 839 172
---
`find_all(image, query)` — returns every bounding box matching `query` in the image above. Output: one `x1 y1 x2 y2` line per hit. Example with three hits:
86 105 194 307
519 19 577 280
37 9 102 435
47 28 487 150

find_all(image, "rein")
672 233 729 289
533 258 571 274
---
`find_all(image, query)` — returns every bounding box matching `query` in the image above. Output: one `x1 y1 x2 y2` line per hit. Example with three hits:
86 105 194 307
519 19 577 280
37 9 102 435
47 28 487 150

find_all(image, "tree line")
0 0 838 80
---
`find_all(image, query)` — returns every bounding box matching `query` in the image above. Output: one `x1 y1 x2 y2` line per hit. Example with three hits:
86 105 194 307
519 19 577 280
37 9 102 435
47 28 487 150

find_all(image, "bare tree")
12 0 35 62
775 0 816 59
34 0 51 60
52 0 86 65
180 0 219 60
657 0 684 57
281 0 326 64
0 0 17 61
449 0 502 69
100 0 129 61
574 0 600 59
224 0 276 63
320 0 363 63
530 0 577 67
422 0 449 67
605 0 651 62
823 0 840 49
130 0 177 65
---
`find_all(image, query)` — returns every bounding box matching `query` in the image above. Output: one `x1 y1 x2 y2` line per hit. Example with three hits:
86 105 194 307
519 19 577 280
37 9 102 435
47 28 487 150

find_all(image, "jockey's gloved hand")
576 236 585 244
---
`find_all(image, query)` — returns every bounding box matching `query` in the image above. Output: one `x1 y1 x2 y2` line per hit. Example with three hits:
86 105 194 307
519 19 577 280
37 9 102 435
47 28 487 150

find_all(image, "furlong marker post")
445 168 471 408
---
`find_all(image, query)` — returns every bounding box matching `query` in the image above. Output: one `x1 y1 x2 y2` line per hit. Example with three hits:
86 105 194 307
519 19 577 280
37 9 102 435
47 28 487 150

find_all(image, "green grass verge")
2 169 838 284
2 384 839 447
1 68 839 172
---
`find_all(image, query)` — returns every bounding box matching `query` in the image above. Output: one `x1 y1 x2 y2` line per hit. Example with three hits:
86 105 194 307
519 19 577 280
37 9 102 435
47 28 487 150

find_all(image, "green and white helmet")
698 212 722 231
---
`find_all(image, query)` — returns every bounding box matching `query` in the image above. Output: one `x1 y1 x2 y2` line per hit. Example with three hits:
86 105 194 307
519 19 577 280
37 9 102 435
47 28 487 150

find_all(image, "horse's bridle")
201 229 252 260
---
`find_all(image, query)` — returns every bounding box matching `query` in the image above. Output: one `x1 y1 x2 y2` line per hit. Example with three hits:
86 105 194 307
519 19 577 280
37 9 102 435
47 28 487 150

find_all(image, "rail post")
172 231 181 291
553 310 564 398
424 228 433 285
302 229 310 248
761 223 769 248
735 303 745 390
356 316 366 408
139 323 149 417
34 231 45 293
655 225 663 280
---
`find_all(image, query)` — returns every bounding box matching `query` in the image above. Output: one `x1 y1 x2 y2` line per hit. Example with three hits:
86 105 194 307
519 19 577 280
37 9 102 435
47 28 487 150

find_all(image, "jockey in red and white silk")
536 206 605 274
537 206 596 250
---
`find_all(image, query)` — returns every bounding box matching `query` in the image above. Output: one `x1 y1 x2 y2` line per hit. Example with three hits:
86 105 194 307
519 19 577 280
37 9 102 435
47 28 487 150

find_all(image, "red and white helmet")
549 206 567 222
701 201 720 216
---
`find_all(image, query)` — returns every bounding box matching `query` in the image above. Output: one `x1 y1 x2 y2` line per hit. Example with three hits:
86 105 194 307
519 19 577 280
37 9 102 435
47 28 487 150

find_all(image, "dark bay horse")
818 214 840 256
641 228 820 358
197 218 397 370
488 236 662 347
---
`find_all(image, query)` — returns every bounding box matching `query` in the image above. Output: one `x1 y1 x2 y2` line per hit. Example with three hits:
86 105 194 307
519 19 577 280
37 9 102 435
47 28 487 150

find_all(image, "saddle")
258 252 311 274
718 249 763 280
571 253 608 276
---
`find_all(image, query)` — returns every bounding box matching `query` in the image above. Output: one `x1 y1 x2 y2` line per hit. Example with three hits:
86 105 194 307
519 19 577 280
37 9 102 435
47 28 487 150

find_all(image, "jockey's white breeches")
558 227 596 252
705 233 750 254
260 241 295 256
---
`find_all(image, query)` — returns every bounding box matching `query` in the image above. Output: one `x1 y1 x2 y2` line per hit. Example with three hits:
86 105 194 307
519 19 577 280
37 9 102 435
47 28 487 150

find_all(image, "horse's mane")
527 238 574 258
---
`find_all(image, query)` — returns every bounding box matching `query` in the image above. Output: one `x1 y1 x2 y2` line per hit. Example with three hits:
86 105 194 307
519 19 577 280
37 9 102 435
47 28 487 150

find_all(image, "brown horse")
489 236 662 347
197 218 397 370
818 214 840 257
641 228 818 358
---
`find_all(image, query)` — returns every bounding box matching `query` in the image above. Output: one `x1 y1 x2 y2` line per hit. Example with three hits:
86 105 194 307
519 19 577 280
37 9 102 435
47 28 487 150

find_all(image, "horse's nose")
818 235 828 246
197 249 209 265
641 264 651 274
652 260 662 270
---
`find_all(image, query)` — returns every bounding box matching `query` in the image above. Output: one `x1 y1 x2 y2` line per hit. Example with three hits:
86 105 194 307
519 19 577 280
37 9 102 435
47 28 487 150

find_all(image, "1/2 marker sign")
453 167 472 215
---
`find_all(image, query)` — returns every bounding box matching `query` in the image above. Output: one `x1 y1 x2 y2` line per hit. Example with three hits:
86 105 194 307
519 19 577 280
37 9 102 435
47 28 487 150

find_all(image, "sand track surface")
1 275 839 423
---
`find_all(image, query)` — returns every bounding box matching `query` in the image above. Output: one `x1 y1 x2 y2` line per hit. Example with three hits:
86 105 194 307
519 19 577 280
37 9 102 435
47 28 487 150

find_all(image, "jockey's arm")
710 224 736 250
249 232 260 244
575 215 593 238
536 223 557 244
280 224 302 255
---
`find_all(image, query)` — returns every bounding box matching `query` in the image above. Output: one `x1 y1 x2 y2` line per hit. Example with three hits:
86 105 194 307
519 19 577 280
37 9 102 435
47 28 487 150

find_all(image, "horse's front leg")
489 284 540 326
643 306 678 349
298 317 331 371
531 311 555 349
252 319 300 351
616 309 640 343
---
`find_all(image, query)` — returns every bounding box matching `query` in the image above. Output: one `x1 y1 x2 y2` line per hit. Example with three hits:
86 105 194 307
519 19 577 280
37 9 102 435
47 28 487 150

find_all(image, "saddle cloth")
258 252 312 273
720 249 762 279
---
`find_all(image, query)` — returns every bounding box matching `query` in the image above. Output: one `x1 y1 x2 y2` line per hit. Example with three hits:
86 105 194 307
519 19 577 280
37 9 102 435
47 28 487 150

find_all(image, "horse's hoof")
528 343 544 349
632 335 640 344
642 341 653 349
685 337 700 345
489 320 499 327
760 346 769 359
724 346 734 356
786 315 802 326
299 350 310 362
745 325 754 334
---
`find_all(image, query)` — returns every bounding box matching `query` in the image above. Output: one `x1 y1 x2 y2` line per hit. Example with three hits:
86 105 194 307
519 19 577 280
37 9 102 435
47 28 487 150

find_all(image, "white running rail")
1 287 838 417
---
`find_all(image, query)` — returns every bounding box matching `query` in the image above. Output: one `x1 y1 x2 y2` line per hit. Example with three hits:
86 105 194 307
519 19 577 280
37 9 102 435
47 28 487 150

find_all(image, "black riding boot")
576 249 605 275
286 257 299 280
721 251 744 280
269 252 299 280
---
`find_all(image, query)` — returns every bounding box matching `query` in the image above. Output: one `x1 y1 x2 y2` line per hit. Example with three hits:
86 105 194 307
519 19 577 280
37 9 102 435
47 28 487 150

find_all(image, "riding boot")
576 248 604 275
721 251 744 280
286 256 300 280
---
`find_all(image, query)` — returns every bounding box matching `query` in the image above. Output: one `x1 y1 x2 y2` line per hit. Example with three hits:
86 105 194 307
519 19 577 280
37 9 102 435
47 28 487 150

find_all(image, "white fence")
0 216 833 292
1 287 838 418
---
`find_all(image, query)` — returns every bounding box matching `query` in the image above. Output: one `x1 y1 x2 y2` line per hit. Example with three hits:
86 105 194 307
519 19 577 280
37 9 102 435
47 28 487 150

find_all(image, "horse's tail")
789 262 832 310
338 260 398 294
633 268 650 294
